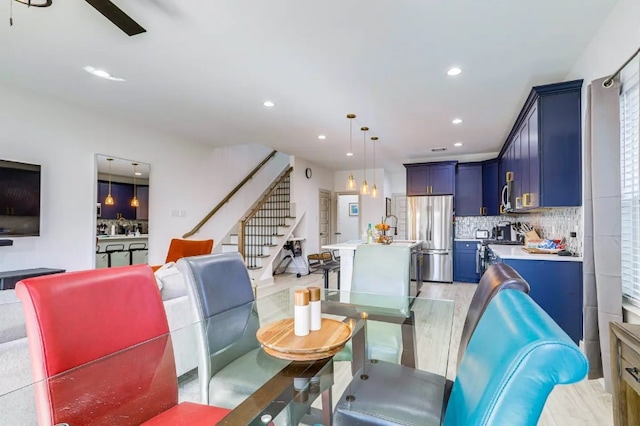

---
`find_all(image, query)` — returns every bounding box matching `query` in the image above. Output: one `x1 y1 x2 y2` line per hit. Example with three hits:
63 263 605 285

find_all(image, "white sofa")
0 266 198 414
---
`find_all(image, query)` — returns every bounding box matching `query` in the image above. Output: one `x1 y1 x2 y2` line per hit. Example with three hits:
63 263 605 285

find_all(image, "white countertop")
97 234 149 240
322 240 422 251
489 244 583 262
455 238 483 242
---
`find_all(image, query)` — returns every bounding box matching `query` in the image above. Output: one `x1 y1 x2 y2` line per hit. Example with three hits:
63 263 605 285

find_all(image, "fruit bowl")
376 235 393 245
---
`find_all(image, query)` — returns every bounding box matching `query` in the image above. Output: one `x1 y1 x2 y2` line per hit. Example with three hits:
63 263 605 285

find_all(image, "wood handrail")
239 167 293 258
182 150 278 238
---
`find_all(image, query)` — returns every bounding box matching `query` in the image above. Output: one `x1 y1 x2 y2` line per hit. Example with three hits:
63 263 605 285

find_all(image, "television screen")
0 160 41 237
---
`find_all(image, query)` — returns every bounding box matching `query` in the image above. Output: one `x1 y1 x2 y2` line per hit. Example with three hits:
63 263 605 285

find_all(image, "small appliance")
475 229 490 239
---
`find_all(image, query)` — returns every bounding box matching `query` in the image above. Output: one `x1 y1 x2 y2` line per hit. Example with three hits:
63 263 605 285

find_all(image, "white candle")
294 289 310 336
308 286 321 331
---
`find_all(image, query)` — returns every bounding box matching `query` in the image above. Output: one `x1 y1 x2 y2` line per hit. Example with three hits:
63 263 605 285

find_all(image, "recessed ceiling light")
452 118 463 124
318 135 326 140
454 142 463 147
262 100 275 107
447 67 462 76
83 66 126 82
346 152 354 157
135 172 142 176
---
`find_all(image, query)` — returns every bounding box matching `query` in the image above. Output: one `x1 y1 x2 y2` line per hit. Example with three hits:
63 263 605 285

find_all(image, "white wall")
337 194 359 242
0 83 284 272
290 157 335 257
390 171 407 195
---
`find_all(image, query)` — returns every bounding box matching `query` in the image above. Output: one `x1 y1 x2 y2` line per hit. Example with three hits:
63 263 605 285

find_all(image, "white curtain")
583 76 623 392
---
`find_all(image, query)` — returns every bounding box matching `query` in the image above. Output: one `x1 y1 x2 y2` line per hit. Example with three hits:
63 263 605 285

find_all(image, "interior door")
319 189 331 247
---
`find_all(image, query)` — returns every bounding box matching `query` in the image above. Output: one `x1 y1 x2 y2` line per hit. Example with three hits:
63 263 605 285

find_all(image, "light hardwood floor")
270 271 614 426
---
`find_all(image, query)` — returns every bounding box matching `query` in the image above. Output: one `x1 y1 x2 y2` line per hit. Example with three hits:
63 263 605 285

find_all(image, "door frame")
318 189 332 249
334 191 360 243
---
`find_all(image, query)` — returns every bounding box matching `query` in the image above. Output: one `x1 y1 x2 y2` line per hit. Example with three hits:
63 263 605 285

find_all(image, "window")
621 57 640 306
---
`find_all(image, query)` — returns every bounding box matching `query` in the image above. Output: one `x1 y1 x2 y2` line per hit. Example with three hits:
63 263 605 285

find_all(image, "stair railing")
240 167 293 268
182 150 278 238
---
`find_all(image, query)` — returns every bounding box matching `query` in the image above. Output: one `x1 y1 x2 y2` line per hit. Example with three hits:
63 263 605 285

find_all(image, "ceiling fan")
84 0 146 36
12 0 145 36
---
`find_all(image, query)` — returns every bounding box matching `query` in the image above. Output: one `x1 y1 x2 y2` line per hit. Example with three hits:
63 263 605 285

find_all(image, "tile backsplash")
455 207 582 255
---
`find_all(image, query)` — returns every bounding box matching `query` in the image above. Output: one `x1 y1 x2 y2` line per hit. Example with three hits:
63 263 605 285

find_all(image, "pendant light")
104 158 115 206
346 114 357 190
360 126 369 195
371 136 379 198
130 163 140 207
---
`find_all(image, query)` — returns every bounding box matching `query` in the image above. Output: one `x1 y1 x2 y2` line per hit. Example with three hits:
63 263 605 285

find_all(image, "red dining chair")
16 264 230 426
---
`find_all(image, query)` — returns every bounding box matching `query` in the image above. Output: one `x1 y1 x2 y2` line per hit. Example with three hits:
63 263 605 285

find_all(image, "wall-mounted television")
0 160 41 237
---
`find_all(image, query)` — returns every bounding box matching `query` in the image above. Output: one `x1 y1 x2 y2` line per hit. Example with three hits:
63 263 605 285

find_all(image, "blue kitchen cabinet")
502 258 583 344
454 241 480 283
98 181 136 220
499 80 582 212
405 162 456 196
429 162 456 195
406 165 430 196
482 160 499 216
455 163 483 216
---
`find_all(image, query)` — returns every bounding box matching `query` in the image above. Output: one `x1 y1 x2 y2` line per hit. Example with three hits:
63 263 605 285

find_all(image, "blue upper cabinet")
499 80 583 211
482 160 499 216
455 163 483 216
98 180 136 220
405 162 456 196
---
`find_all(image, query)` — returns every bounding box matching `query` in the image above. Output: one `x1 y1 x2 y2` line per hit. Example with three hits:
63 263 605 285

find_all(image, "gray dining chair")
349 244 412 364
178 252 333 424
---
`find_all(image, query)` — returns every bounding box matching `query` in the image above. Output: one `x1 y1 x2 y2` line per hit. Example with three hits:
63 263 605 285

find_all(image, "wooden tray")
256 318 352 361
522 247 561 254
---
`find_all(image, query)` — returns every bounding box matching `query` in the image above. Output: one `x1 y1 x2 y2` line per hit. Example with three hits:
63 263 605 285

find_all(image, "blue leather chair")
334 289 588 425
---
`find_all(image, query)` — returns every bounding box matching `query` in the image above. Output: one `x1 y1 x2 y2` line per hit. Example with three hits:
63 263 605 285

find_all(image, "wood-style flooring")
270 271 613 426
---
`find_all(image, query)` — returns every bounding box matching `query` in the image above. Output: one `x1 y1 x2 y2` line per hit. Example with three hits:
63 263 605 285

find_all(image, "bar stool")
308 252 340 289
105 244 129 267
95 244 109 269
128 242 148 265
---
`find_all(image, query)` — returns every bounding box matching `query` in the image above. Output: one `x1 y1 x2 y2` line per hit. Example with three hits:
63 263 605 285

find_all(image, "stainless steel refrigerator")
407 195 453 283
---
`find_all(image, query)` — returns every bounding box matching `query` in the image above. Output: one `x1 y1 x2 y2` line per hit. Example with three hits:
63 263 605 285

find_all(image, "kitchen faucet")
383 215 399 236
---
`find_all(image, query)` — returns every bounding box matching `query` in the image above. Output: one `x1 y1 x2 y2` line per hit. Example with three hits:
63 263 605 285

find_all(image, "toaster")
475 229 490 239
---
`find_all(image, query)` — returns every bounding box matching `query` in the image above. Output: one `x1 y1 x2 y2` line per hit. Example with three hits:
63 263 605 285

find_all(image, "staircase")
221 168 303 282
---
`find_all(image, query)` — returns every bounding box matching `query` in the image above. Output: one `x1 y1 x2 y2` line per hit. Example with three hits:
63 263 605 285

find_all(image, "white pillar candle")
294 289 310 336
308 286 322 331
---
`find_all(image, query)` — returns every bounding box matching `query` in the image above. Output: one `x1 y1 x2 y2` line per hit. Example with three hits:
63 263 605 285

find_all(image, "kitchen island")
321 240 423 300
96 234 149 268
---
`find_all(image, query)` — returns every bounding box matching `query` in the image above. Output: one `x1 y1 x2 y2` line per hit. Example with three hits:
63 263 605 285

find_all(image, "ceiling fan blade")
85 0 146 36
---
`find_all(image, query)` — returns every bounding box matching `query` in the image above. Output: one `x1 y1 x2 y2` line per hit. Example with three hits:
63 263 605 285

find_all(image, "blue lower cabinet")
502 259 583 344
454 241 480 283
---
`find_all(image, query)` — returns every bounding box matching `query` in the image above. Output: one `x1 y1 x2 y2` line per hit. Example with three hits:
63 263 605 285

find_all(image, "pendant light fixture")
346 113 357 190
371 136 379 198
130 163 140 207
104 158 115 206
360 126 369 195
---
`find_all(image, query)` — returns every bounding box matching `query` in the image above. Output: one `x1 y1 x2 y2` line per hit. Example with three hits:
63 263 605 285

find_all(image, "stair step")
247 266 263 270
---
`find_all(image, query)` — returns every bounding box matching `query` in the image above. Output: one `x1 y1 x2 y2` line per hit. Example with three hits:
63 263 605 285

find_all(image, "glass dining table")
0 288 454 425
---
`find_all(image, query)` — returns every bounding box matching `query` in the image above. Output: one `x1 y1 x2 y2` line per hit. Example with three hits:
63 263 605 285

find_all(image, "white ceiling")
1 0 618 172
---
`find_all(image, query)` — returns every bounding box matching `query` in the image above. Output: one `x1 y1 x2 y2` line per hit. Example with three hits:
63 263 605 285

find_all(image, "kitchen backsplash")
97 218 149 235
455 207 582 255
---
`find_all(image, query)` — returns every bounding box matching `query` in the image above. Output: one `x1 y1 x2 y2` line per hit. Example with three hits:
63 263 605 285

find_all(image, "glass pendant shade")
105 158 115 205
360 179 369 195
347 173 356 190
131 162 139 208
345 113 357 189
371 136 379 198
360 126 369 196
